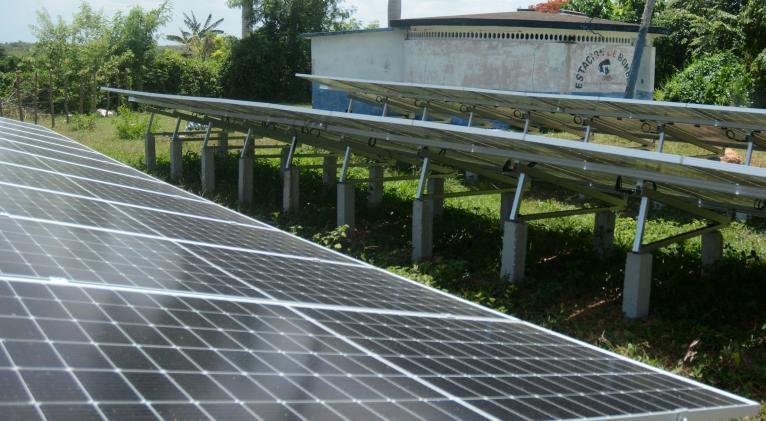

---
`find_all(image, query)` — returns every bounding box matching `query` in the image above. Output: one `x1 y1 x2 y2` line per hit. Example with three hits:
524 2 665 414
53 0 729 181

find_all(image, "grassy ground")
41 113 766 418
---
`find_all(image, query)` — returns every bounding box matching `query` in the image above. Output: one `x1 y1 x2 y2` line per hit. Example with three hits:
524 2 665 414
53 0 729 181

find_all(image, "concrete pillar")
337 182 355 229
144 132 156 171
201 146 215 194
238 157 253 208
701 231 723 271
412 199 434 262
428 178 445 217
282 167 299 212
500 192 513 230
622 252 653 319
170 138 183 181
593 211 616 256
322 156 337 187
500 221 528 282
368 165 384 207
217 130 229 156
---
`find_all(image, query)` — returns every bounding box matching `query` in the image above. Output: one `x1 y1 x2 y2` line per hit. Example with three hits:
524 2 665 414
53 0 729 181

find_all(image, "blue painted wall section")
312 84 655 126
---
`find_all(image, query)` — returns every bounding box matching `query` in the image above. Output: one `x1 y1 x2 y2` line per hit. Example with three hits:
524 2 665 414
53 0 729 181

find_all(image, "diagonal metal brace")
632 187 732 254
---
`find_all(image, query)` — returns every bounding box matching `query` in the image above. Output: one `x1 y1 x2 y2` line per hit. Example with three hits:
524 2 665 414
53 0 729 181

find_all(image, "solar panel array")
106 88 766 218
0 114 758 420
299 74 766 154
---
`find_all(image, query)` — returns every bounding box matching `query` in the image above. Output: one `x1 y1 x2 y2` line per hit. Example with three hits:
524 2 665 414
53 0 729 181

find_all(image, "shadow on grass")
151 151 766 403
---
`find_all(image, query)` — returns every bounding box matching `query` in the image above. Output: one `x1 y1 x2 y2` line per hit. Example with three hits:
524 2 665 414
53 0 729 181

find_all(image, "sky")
0 0 531 44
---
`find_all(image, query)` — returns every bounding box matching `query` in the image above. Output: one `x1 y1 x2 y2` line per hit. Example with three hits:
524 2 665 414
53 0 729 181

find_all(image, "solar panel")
298 74 766 153
18 105 754 418
103 88 766 217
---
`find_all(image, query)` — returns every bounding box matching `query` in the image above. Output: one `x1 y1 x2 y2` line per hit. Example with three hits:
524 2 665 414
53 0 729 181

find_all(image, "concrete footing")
368 166 384 207
593 211 616 256
238 157 253 208
282 167 299 212
201 146 216 194
170 139 183 181
499 192 513 230
144 132 156 171
701 231 723 271
428 178 445 217
500 221 528 282
337 182 355 229
622 252 653 319
412 199 434 261
217 131 228 156
323 156 337 187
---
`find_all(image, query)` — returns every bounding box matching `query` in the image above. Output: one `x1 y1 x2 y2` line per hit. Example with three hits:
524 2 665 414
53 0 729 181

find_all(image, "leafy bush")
660 52 754 106
144 50 222 97
69 113 97 131
113 105 157 140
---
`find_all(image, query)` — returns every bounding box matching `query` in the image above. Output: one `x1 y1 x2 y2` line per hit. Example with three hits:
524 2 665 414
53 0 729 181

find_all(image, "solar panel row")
299 74 766 153
0 115 757 420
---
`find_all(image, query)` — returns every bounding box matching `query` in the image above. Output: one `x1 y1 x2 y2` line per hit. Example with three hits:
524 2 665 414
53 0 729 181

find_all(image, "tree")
167 12 225 59
565 0 615 19
227 0 259 38
529 0 568 12
661 52 753 106
112 1 172 90
221 0 357 101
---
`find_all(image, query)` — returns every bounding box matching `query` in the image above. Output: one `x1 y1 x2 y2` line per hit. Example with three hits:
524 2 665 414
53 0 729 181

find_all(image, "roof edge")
390 18 667 35
302 27 398 39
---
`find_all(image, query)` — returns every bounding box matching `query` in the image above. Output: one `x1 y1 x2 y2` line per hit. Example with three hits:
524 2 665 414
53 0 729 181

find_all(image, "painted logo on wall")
574 47 632 90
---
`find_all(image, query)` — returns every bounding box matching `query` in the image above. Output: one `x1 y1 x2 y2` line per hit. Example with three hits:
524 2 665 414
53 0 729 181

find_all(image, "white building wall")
310 29 406 81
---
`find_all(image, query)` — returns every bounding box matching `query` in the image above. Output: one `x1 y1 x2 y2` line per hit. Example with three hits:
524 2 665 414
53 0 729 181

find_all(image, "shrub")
113 105 157 140
69 113 97 131
660 52 754 106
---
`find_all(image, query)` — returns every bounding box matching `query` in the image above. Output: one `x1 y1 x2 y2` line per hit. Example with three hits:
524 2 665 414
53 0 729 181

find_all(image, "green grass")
39 112 766 419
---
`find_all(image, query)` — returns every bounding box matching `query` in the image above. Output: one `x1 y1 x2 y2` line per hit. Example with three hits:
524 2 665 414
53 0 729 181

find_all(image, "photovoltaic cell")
0 116 757 420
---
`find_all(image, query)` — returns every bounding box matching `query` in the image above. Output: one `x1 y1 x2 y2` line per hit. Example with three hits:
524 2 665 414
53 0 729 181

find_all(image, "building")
305 6 665 113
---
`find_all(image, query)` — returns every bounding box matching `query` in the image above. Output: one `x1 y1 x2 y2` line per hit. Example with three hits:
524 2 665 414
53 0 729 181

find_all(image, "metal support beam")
467 111 474 127
413 157 434 262
381 102 388 117
346 98 354 113
339 146 352 183
238 129 254 208
623 186 731 318
509 173 527 222
583 122 593 143
656 125 666 153
367 165 384 207
282 132 299 212
500 172 529 282
144 113 156 171
745 132 754 166
500 191 513 230
169 117 183 181
200 123 215 194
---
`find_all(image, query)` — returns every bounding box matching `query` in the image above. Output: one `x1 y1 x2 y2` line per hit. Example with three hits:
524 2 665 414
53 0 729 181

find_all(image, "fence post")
33 71 38 125
49 70 55 128
16 72 23 122
64 78 70 124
